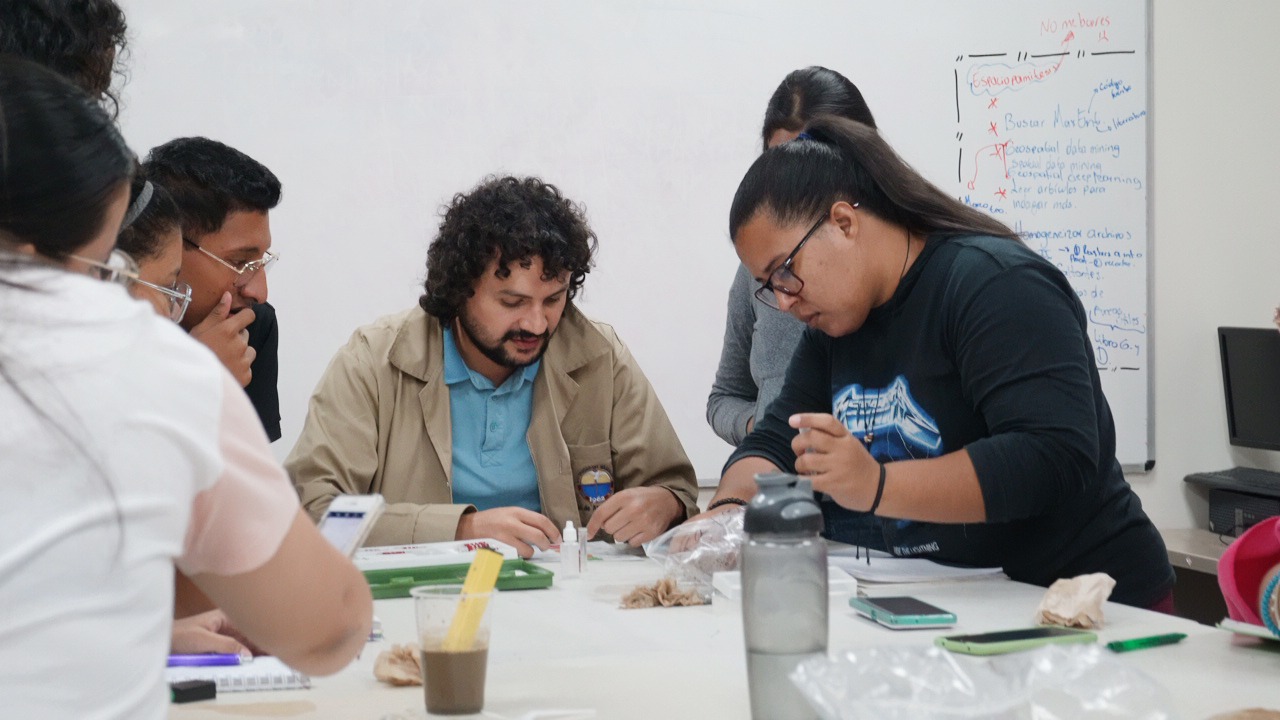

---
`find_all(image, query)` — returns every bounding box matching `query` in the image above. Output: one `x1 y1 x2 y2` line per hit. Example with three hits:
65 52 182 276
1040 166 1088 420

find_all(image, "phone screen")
862 597 951 617
943 627 1087 644
318 510 369 555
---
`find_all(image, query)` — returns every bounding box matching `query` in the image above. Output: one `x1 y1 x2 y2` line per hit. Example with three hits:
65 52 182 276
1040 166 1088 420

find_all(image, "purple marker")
167 653 244 667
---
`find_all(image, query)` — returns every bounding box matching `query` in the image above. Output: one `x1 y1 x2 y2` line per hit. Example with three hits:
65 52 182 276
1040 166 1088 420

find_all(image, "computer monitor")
1218 327 1280 451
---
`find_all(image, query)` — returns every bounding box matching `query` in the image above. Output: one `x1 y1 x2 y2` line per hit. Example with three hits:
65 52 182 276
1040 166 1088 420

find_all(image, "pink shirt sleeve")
178 373 301 577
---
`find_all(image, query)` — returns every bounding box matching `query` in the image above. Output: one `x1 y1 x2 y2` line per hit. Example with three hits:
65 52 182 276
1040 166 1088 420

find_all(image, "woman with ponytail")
702 114 1173 610
707 66 877 446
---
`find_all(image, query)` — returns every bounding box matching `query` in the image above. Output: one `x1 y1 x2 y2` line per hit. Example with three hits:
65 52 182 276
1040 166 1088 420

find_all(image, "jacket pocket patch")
576 465 613 506
569 441 614 507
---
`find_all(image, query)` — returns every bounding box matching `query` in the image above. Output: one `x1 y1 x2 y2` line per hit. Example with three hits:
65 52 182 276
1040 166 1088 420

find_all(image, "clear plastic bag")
642 507 745 594
790 644 1174 720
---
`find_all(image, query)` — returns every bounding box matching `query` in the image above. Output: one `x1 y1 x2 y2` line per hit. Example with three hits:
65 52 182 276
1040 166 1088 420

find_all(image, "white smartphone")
317 494 385 557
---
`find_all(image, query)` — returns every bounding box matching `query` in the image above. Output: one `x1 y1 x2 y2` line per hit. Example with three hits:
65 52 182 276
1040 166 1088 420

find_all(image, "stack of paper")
1217 618 1280 641
828 549 1004 584
711 567 858 603
354 539 518 571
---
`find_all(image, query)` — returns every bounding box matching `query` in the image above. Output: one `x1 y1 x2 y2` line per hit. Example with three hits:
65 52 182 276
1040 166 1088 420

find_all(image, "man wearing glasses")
144 137 283 442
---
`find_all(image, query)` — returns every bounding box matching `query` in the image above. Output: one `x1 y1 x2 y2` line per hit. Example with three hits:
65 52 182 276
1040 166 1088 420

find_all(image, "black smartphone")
848 596 957 629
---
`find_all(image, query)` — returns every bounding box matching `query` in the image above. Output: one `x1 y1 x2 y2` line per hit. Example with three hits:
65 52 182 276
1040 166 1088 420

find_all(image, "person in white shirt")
0 57 372 719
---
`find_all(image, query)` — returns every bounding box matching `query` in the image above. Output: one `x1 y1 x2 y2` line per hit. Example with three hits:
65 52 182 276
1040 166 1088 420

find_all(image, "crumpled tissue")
1035 572 1116 628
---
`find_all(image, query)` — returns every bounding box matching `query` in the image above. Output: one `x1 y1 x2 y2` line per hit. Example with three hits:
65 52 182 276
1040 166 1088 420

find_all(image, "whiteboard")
117 0 1151 477
951 8 1151 469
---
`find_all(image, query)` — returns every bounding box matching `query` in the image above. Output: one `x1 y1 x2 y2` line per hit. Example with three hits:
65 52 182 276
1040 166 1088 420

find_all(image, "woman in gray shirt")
707 67 879 445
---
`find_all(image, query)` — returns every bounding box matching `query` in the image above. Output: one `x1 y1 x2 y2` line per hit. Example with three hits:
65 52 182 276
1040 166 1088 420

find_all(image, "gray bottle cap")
744 472 824 535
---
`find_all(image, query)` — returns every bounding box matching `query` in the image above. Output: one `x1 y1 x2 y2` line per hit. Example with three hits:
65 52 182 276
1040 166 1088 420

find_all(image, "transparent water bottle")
741 472 827 720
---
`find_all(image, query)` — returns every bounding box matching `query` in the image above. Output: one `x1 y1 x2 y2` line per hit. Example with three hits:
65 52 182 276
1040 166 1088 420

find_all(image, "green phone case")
934 626 1097 655
362 559 554 599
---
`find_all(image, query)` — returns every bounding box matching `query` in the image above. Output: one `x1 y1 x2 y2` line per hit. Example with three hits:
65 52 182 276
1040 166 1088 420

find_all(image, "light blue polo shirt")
442 328 542 512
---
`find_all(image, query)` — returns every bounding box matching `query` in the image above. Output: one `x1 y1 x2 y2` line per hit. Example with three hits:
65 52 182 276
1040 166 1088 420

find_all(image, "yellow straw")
441 549 503 652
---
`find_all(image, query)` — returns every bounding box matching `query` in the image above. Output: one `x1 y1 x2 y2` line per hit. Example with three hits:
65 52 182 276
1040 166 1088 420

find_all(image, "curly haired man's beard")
457 309 552 370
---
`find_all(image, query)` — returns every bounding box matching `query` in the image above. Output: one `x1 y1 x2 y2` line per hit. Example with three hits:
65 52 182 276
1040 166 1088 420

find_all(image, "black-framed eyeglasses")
753 216 827 310
183 237 278 289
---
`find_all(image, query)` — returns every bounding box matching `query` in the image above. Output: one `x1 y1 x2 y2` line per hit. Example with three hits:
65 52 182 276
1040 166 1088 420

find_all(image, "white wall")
1145 0 1280 529
112 0 1280 532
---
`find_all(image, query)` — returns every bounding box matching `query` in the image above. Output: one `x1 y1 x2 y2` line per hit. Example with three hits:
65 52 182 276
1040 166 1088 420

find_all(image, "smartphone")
848 596 957 629
318 494 385 557
934 626 1098 655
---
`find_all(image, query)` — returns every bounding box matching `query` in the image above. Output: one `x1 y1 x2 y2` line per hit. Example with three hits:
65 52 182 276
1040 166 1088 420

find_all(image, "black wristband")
867 463 886 515
707 497 748 511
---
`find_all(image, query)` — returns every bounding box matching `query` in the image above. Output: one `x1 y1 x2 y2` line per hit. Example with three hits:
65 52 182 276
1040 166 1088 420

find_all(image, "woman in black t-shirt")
699 115 1173 609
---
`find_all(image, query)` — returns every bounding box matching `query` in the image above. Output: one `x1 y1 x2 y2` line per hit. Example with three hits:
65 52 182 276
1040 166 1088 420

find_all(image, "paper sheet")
828 549 1004 584
354 539 519 571
1218 618 1280 641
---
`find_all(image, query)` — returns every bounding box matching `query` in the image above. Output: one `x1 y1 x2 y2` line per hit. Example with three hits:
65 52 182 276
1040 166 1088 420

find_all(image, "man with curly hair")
287 176 698 555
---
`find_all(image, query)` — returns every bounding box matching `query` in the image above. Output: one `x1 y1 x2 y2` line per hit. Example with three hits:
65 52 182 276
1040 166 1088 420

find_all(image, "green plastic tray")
363 559 554 599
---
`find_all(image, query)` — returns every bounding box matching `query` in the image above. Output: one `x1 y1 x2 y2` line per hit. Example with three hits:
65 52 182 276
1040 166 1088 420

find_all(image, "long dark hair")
730 114 1018 243
0 57 133 258
761 66 877 149
0 56 134 553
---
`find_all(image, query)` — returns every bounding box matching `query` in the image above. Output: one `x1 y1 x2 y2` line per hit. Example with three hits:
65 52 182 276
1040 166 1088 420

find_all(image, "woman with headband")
117 171 194 323
708 66 877 446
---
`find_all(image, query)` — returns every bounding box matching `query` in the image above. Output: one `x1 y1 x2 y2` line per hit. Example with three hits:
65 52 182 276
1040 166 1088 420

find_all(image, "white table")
170 559 1280 719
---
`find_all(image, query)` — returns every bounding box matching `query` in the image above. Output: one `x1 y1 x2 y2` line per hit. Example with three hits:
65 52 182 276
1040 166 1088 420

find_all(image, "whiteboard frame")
1130 0 1155 474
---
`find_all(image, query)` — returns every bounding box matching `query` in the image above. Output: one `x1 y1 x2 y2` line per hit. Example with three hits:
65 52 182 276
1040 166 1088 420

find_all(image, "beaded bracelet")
1262 569 1280 638
707 497 748 512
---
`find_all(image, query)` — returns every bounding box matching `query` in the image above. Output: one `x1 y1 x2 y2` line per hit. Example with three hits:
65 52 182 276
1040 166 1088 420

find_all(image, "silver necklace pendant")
863 432 874 445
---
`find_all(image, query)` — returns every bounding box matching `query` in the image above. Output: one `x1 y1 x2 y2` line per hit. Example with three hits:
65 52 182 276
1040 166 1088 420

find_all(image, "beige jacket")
286 304 698 546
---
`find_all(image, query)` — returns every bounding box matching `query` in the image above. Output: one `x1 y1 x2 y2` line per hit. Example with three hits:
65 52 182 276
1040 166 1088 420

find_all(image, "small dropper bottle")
560 520 581 578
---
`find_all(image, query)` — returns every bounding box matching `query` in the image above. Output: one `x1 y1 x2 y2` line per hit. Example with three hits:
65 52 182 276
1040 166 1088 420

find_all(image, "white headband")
120 180 154 229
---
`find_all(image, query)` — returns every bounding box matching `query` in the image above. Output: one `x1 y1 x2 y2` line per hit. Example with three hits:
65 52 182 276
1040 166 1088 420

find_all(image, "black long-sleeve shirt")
244 301 281 442
729 235 1172 607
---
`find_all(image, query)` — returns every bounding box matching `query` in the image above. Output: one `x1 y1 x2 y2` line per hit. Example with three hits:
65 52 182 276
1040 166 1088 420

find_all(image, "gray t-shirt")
706 263 805 445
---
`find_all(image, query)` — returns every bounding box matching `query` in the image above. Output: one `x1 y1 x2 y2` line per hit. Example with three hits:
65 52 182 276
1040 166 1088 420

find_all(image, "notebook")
165 656 310 692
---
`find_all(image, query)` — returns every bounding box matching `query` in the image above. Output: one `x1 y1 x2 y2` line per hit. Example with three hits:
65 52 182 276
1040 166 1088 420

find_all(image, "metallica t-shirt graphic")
833 376 941 462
